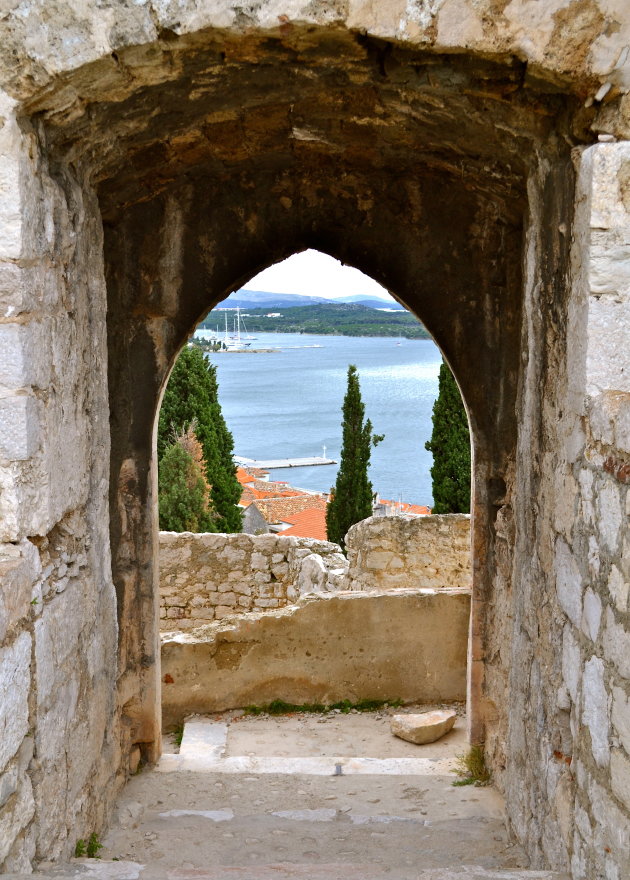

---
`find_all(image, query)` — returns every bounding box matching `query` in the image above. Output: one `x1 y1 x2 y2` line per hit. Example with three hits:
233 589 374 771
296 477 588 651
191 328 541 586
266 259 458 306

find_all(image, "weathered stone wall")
492 142 630 880
0 117 119 868
0 2 628 875
159 531 347 630
344 515 470 592
161 589 471 726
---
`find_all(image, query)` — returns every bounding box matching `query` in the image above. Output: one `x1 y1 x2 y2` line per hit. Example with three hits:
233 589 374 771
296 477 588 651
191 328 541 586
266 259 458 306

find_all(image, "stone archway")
93 38 579 789
1 7 629 876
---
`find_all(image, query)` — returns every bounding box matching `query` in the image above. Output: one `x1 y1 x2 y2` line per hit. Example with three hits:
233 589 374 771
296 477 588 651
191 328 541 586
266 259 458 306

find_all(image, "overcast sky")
247 249 394 301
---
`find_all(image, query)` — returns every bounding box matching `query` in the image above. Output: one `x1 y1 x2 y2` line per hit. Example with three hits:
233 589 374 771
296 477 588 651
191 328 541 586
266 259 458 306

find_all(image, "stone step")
160 717 460 775
3 861 571 880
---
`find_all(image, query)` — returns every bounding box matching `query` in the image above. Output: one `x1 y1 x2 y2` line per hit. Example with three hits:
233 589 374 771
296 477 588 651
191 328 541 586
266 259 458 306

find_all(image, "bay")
198 331 443 507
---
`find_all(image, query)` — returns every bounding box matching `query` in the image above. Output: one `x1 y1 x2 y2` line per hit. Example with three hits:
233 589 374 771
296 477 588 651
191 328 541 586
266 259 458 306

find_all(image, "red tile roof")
239 480 306 507
248 467 270 478
236 466 256 486
378 499 432 516
253 494 328 524
280 507 328 541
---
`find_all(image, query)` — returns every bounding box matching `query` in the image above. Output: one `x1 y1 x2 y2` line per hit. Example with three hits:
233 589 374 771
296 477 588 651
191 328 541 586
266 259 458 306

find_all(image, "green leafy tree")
326 365 383 550
425 361 471 514
158 346 242 532
158 442 217 533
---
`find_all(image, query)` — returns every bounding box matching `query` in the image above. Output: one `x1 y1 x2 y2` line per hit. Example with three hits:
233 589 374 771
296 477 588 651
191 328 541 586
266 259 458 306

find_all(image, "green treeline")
201 302 429 339
157 346 242 533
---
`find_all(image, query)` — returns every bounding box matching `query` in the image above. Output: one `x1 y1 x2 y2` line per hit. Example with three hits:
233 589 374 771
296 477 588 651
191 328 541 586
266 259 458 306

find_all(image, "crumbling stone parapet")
159 531 348 630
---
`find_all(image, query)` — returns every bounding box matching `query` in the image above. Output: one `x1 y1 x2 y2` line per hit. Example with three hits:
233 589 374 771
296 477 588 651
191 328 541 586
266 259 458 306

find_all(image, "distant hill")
216 289 403 310
200 301 429 339
334 294 404 310
218 290 330 309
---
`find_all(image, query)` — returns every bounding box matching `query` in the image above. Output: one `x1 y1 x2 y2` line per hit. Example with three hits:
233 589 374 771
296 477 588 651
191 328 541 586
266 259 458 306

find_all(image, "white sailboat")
224 308 252 350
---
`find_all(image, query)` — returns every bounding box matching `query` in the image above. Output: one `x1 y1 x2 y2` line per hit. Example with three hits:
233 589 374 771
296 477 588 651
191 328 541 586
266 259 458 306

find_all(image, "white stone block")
0 774 35 864
607 565 629 613
0 321 50 391
34 583 85 711
582 655 610 768
589 142 630 231
562 624 581 703
0 113 23 260
0 325 29 389
0 539 40 642
296 553 327 595
0 396 41 461
0 262 31 318
581 588 602 641
391 710 457 744
597 478 630 553
555 538 583 627
589 229 630 300
250 551 268 570
0 632 31 772
603 607 630 679
611 748 630 810
34 675 79 765
612 687 630 754
587 299 630 396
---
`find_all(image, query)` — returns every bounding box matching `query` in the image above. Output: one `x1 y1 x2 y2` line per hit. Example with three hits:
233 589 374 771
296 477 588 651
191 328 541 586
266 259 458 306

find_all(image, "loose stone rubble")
391 711 458 746
0 2 629 878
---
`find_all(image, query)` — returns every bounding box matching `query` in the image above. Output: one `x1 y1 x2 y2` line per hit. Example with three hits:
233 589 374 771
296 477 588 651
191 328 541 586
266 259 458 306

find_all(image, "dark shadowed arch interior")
28 26 583 772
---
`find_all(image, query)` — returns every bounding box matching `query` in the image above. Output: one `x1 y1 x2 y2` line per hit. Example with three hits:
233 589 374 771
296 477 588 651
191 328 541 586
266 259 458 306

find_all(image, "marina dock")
236 455 337 469
215 348 278 353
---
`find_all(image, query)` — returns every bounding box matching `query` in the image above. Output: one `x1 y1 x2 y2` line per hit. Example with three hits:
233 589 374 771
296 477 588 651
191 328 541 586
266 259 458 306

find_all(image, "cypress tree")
158 442 217 533
326 364 382 550
158 346 242 532
425 361 471 514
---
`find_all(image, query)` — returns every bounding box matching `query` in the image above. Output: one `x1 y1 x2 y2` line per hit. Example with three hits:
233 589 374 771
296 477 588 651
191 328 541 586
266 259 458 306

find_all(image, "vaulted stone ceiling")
23 27 595 221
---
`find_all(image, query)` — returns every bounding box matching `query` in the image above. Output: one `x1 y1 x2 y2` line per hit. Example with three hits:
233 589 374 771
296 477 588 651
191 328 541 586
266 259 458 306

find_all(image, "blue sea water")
199 331 443 507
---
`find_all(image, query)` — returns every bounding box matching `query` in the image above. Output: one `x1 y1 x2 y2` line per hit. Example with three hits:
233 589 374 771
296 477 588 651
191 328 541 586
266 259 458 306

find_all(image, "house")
245 494 329 539
373 495 431 517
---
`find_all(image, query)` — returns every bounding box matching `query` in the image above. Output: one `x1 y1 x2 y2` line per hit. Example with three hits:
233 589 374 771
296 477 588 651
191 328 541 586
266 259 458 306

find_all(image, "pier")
215 348 278 353
236 455 337 469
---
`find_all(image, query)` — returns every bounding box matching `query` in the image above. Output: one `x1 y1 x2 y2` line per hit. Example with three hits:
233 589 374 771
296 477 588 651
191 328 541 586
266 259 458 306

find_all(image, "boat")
237 312 257 341
224 308 252 350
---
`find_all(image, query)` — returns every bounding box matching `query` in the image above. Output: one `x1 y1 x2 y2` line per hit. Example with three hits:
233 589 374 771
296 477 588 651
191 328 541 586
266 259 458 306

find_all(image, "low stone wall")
161 588 470 725
159 531 347 630
344 514 471 592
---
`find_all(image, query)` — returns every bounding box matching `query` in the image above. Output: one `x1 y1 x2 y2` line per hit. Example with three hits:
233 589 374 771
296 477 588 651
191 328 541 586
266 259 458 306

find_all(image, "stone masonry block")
0 539 40 642
0 325 29 389
0 396 41 461
589 142 630 231
0 774 35 865
589 229 630 300
0 632 31 773
586 299 630 395
554 537 583 627
0 262 33 318
610 748 630 811
582 655 610 768
0 126 23 260
612 686 630 754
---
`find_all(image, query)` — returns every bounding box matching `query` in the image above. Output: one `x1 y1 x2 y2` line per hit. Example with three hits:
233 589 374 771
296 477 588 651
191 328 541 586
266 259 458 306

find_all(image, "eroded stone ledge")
161 588 471 725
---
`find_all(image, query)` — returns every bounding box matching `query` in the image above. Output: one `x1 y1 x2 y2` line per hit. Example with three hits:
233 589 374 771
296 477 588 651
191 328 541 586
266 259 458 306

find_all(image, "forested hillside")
202 302 428 339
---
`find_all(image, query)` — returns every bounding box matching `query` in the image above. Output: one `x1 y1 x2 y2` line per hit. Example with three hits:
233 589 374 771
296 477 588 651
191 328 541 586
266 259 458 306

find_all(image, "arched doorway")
18 22 598 870
96 43 579 786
